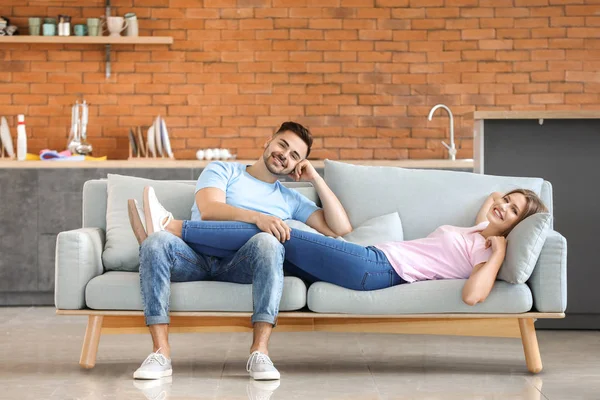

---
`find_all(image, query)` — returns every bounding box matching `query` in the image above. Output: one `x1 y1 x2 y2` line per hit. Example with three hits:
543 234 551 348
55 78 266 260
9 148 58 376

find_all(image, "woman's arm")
475 192 504 225
461 236 507 306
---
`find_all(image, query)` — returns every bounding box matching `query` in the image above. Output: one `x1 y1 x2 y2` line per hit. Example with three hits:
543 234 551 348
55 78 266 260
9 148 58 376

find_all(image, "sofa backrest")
83 165 552 242
323 160 553 241
82 179 320 230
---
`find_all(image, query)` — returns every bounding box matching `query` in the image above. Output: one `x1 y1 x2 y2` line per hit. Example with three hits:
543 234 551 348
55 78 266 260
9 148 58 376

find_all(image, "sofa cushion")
324 160 545 241
499 213 553 284
285 212 404 246
307 280 532 314
86 271 307 311
103 174 196 272
341 212 404 245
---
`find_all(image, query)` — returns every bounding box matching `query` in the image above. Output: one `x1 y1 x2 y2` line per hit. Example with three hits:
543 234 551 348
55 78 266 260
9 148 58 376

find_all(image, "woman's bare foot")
165 219 183 238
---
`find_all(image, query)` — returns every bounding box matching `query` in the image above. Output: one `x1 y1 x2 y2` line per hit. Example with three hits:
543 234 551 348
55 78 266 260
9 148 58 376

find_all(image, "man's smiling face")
262 131 309 176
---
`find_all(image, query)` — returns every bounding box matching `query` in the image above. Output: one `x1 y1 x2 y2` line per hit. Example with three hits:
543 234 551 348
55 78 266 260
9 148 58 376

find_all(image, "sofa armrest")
55 228 105 310
527 230 567 313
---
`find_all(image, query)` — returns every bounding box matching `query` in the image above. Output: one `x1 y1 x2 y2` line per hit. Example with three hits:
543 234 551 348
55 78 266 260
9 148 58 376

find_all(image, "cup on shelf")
124 13 138 37
87 18 102 37
106 16 128 37
28 17 41 36
44 17 57 25
74 24 87 36
42 23 56 36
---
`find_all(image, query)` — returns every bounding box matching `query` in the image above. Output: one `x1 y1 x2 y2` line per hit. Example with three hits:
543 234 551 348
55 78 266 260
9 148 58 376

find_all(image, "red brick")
550 83 583 93
324 137 358 148
567 28 600 38
340 149 374 159
531 49 566 60
565 5 600 16
531 93 565 103
531 71 566 82
514 83 549 93
565 93 600 104
462 29 496 40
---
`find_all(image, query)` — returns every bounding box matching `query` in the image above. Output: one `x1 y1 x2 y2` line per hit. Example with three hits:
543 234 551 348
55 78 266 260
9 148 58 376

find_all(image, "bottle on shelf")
16 114 27 161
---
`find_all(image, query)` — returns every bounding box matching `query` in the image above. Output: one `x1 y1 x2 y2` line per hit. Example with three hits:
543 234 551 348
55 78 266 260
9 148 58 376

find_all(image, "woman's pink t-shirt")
374 222 492 283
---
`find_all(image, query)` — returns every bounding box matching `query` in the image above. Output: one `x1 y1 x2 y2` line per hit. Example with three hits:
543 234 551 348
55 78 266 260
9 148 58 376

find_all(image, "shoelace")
246 352 273 372
142 349 168 367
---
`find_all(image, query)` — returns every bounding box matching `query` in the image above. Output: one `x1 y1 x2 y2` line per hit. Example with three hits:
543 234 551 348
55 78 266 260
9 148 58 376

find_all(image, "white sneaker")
133 376 172 400
246 380 280 400
143 186 173 235
128 199 147 245
246 351 280 381
133 350 173 380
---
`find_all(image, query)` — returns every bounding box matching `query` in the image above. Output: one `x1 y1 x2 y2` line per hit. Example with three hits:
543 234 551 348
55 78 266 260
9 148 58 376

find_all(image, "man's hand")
289 160 320 183
485 236 507 255
255 214 291 243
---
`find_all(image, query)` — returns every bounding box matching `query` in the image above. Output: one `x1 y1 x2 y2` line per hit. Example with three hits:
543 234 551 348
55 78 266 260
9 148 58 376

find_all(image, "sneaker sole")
250 370 280 381
133 376 173 389
127 199 147 245
133 368 173 380
142 186 156 236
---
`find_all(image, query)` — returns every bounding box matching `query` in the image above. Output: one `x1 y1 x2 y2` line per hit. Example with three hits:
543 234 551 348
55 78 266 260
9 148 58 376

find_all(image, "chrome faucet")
427 104 457 161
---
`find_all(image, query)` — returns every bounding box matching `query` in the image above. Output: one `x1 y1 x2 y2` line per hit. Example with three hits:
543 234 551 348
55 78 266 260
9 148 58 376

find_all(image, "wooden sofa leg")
518 318 543 374
80 315 104 369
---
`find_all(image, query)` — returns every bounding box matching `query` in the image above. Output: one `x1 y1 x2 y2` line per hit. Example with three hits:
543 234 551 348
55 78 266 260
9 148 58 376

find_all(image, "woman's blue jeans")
182 221 406 291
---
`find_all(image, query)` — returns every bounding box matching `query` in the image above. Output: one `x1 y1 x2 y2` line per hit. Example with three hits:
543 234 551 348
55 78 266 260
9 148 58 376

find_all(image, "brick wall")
0 0 599 160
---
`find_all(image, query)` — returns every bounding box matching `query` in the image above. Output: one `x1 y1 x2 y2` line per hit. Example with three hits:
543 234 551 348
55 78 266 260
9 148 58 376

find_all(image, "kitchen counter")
0 159 474 169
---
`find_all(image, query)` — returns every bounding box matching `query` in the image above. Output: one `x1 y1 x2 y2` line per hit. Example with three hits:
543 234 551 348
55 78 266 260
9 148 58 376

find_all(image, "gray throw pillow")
285 212 403 246
103 174 196 272
498 213 553 284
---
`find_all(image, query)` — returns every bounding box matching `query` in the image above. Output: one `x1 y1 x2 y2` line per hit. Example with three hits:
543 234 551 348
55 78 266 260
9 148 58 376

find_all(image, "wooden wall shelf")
0 36 173 77
0 36 173 44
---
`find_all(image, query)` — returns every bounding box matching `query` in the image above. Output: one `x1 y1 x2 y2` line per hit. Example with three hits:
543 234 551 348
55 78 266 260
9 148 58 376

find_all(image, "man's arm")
475 191 504 225
196 188 291 242
291 160 353 237
307 176 352 236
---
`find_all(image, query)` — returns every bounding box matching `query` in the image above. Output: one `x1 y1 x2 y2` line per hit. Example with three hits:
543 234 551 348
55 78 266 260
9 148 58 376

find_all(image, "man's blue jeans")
181 221 405 292
139 231 284 326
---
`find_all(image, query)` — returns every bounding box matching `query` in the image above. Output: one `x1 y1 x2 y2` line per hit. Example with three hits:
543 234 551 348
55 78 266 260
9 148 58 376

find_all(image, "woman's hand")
255 213 291 243
485 236 507 255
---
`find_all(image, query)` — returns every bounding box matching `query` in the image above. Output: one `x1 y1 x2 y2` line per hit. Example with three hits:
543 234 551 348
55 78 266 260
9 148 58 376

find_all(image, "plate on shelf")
147 125 156 158
136 126 146 157
160 118 174 159
154 116 163 157
0 116 15 158
128 128 138 157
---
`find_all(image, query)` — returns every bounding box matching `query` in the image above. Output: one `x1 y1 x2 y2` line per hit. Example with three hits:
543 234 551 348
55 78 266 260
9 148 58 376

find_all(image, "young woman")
131 187 547 306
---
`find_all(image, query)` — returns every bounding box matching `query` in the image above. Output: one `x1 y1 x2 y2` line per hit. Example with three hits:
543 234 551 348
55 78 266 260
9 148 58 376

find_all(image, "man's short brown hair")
274 121 313 158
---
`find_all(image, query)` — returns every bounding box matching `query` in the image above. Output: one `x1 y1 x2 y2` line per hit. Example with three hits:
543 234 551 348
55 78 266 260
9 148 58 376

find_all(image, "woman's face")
486 193 528 233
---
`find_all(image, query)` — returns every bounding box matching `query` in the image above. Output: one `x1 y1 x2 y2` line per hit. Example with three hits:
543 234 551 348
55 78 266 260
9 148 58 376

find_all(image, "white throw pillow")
285 212 403 246
103 174 196 271
498 213 553 284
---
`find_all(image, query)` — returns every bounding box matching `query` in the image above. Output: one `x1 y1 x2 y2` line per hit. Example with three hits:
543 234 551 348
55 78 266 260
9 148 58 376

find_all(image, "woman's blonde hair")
502 189 548 236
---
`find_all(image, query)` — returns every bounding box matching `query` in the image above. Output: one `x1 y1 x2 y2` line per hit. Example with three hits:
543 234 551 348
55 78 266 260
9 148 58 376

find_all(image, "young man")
129 121 352 381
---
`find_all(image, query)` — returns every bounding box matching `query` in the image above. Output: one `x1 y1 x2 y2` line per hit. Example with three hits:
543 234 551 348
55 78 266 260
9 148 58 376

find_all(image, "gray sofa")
54 160 567 374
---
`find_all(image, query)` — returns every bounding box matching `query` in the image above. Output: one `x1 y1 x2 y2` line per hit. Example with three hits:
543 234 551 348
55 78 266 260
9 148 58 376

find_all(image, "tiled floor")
1 307 599 400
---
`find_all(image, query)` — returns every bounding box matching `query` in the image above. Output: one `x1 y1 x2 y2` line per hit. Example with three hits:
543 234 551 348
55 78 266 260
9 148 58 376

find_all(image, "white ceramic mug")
124 13 138 36
106 16 128 37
